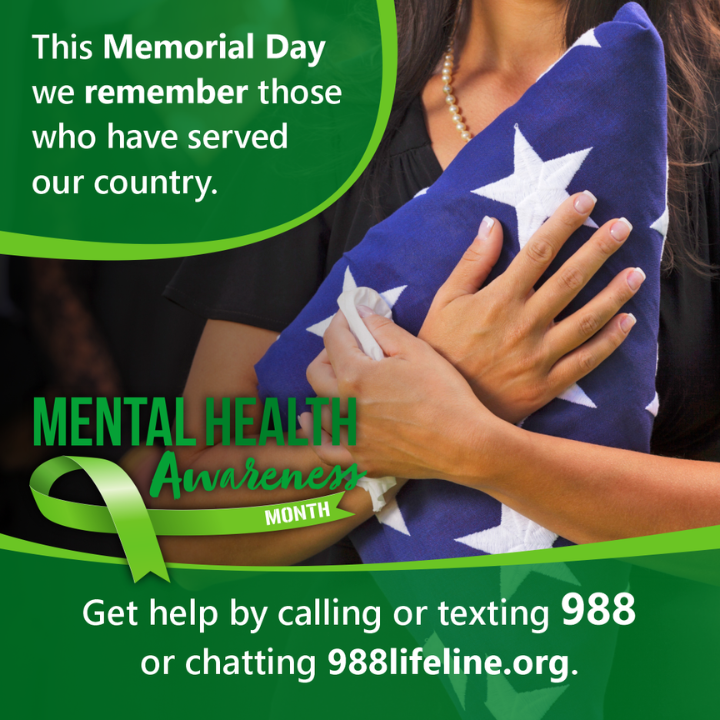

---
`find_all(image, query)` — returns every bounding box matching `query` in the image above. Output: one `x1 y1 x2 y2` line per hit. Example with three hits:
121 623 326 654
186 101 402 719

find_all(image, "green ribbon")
30 456 353 583
31 456 169 583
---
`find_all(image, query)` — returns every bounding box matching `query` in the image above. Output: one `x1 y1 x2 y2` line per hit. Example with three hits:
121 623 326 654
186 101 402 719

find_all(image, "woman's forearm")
149 438 394 565
142 318 380 564
152 318 350 510
453 419 720 544
156 480 406 566
311 310 720 547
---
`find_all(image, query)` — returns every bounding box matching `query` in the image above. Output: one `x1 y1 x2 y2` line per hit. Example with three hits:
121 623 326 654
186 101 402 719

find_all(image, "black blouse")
166 98 720 462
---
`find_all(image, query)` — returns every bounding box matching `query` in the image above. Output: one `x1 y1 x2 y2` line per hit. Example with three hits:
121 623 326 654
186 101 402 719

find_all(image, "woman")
161 0 720 564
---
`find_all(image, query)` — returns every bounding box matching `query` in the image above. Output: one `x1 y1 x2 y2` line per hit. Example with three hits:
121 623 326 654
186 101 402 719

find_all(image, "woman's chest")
653 267 720 459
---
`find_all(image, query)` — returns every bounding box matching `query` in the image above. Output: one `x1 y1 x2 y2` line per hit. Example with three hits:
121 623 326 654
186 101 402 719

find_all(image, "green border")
4 522 720 574
0 0 398 261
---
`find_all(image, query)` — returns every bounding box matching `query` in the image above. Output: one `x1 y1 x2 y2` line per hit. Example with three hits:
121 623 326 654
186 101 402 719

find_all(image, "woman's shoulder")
385 96 436 157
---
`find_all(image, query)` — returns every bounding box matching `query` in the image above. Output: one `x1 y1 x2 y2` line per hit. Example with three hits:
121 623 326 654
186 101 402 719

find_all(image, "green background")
0 0 395 258
2 530 720 719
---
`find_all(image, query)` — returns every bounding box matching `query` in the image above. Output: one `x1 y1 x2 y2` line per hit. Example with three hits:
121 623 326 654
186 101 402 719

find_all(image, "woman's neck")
423 0 566 170
462 0 566 78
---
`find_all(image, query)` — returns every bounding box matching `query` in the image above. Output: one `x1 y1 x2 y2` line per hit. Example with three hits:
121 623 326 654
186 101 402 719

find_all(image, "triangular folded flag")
255 3 667 562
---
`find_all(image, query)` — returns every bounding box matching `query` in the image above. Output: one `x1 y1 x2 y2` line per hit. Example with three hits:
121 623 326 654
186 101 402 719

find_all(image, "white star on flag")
645 344 660 417
306 266 407 338
557 383 597 409
472 125 597 250
651 206 669 240
646 392 660 417
538 28 602 81
573 28 602 48
455 504 558 554
376 497 411 536
651 158 670 258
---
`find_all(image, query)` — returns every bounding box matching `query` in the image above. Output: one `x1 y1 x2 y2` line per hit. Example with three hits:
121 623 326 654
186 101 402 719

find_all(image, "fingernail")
627 267 646 291
478 216 495 239
574 190 596 215
357 304 374 318
610 217 633 243
620 313 637 333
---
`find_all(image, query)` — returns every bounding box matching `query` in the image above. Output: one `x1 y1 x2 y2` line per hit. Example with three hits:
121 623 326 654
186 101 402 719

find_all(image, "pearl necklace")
441 41 473 142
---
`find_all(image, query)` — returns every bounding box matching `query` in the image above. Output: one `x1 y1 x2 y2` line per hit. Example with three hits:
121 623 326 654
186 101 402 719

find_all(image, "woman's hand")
303 310 502 484
419 191 645 424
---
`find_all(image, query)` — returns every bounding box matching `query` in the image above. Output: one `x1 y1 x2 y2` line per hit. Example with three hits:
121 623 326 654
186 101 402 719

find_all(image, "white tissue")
356 475 398 513
336 285 398 512
336 286 391 360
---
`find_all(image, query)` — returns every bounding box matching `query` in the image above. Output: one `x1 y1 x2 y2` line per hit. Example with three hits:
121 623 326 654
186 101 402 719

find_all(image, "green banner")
0 0 397 259
2 529 720 718
30 456 353 582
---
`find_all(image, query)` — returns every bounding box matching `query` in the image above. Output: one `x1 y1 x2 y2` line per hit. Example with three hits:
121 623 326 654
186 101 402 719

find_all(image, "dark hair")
373 0 720 274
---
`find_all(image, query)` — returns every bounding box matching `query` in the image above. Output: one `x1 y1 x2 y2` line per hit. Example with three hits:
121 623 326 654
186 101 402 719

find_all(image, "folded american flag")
255 3 667 562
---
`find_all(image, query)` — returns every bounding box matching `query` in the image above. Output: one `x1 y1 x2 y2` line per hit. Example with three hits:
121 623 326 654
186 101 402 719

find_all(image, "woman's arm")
480 424 720 545
157 479 404 566
160 319 342 507
146 318 391 565
308 308 720 545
